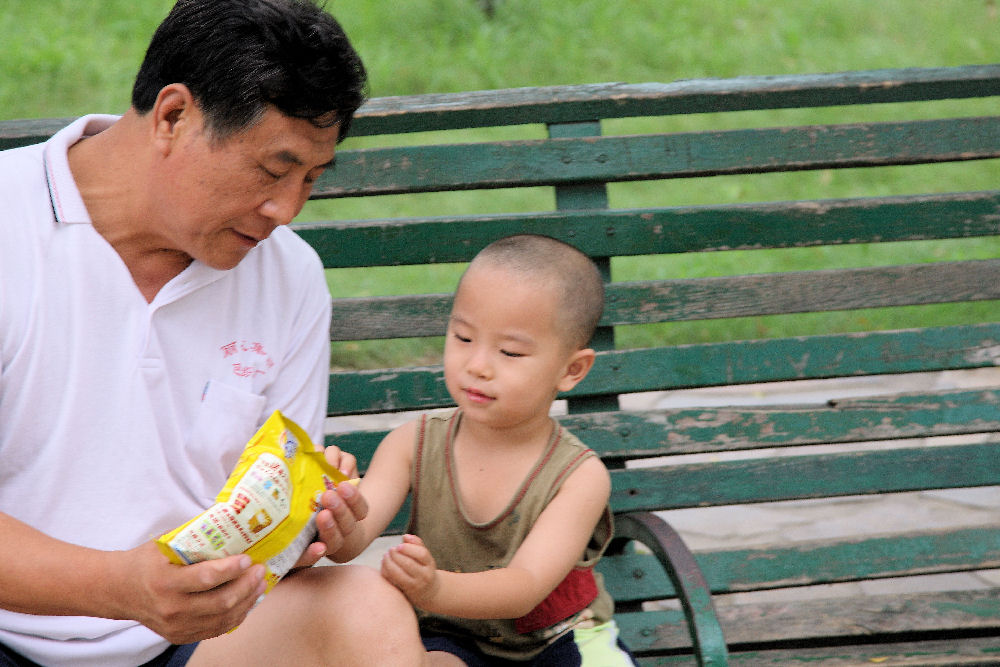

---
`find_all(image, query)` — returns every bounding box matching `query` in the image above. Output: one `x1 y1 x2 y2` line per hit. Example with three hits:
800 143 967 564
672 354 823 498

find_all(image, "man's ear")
557 348 596 393
150 83 197 155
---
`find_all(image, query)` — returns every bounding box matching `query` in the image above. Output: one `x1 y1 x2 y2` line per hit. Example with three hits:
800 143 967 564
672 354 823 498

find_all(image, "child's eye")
453 333 471 343
501 349 524 358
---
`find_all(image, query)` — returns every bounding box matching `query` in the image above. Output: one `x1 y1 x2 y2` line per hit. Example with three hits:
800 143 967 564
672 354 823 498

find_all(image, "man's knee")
282 565 416 620
284 564 387 596
194 565 424 665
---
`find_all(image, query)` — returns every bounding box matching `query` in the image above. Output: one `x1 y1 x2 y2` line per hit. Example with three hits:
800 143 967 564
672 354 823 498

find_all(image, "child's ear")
557 348 596 393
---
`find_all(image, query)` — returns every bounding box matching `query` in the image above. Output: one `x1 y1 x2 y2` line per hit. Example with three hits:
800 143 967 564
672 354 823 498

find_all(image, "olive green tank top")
408 409 615 660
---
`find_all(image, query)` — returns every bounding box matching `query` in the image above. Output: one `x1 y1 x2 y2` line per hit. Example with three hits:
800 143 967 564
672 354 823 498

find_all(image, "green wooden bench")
5 64 1000 665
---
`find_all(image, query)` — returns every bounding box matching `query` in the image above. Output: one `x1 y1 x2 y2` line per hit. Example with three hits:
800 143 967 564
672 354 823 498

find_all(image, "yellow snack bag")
155 410 351 593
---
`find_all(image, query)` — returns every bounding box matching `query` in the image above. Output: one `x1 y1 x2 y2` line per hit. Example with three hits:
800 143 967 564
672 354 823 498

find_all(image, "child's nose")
466 347 493 379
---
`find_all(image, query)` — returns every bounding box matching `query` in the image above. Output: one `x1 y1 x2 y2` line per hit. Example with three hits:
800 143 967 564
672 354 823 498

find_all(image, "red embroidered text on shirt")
220 341 274 378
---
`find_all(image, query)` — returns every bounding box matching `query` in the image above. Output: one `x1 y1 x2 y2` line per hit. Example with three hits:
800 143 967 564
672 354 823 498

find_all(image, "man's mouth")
233 229 263 247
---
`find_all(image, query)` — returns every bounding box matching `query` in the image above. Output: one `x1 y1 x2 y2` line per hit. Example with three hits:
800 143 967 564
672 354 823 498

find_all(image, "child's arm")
380 455 610 620
325 421 416 563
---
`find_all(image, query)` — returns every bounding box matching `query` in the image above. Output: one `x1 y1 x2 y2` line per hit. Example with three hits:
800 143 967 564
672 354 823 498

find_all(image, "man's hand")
120 542 267 644
380 534 439 609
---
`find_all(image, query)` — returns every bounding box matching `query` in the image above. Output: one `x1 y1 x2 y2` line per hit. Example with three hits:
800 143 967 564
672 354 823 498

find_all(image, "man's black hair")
132 0 367 142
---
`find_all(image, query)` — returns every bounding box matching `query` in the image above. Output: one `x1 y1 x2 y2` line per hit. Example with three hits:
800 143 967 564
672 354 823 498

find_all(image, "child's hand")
304 480 368 562
323 443 359 479
381 534 439 608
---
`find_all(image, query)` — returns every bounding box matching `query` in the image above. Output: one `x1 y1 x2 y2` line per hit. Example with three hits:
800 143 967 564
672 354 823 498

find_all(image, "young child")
329 234 636 665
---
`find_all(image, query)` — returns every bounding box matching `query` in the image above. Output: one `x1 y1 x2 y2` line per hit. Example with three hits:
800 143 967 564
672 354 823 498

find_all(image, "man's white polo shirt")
0 116 332 667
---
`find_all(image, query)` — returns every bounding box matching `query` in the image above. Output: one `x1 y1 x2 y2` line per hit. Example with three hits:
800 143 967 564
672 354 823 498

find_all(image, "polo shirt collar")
43 114 119 225
42 114 232 302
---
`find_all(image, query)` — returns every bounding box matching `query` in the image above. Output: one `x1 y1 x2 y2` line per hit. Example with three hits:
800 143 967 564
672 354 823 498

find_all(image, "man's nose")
260 180 311 226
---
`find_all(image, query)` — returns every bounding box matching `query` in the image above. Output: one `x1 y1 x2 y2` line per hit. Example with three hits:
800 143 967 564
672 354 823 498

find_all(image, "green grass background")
2 0 998 367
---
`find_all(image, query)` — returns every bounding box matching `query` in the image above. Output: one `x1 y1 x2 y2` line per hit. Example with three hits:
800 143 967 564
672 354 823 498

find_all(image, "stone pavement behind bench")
330 367 1000 608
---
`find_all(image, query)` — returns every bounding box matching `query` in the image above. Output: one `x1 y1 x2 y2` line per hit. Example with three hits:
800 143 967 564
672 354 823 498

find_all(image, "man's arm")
0 512 267 644
381 455 611 619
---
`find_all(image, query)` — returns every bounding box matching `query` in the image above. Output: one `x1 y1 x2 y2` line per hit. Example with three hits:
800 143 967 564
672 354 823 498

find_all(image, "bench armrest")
608 511 729 666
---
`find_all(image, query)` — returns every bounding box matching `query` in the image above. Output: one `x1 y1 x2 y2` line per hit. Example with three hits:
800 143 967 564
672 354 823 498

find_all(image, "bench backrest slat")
328 387 1000 466
373 439 1000 537
298 190 1000 269
6 67 993 151
348 65 1000 135
330 258 1000 340
565 387 1000 457
579 323 1000 394
312 117 1000 197
4 65 998 148
326 323 1000 415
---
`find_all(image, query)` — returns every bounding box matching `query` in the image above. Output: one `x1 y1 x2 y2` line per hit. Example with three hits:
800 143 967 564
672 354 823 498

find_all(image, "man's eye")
260 166 282 181
304 169 326 185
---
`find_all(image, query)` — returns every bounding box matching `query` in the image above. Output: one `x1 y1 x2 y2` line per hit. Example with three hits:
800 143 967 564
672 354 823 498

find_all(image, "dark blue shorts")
0 641 198 667
421 620 638 666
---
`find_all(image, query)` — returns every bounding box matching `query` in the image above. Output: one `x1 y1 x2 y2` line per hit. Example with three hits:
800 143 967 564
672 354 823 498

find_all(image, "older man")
0 1 426 665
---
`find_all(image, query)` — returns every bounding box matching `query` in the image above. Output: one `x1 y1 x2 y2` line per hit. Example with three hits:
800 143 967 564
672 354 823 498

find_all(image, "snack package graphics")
155 410 354 592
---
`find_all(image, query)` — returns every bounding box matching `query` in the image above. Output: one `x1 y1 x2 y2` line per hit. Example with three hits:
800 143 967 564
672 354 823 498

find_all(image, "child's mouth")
465 388 494 404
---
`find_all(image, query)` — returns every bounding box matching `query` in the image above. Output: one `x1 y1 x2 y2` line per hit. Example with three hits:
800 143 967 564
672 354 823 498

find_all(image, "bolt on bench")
4 64 1000 665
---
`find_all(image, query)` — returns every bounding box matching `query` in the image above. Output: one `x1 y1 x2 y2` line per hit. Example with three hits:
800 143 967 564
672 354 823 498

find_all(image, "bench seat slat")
300 190 1000 268
619 590 1000 656
636 636 1000 666
312 116 1000 197
599 525 1000 602
609 442 1000 512
330 259 1000 340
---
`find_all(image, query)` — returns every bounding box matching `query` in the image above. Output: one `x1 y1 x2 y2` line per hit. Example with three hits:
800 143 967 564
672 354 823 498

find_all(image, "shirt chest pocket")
184 380 267 504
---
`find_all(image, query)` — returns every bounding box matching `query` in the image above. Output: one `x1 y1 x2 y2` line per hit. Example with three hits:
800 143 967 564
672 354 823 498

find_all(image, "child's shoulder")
385 408 457 444
385 419 418 441
557 452 611 507
558 424 606 462
559 422 610 464
378 419 418 456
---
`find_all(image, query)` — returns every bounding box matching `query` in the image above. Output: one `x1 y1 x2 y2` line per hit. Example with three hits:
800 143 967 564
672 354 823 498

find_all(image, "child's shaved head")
462 235 605 349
